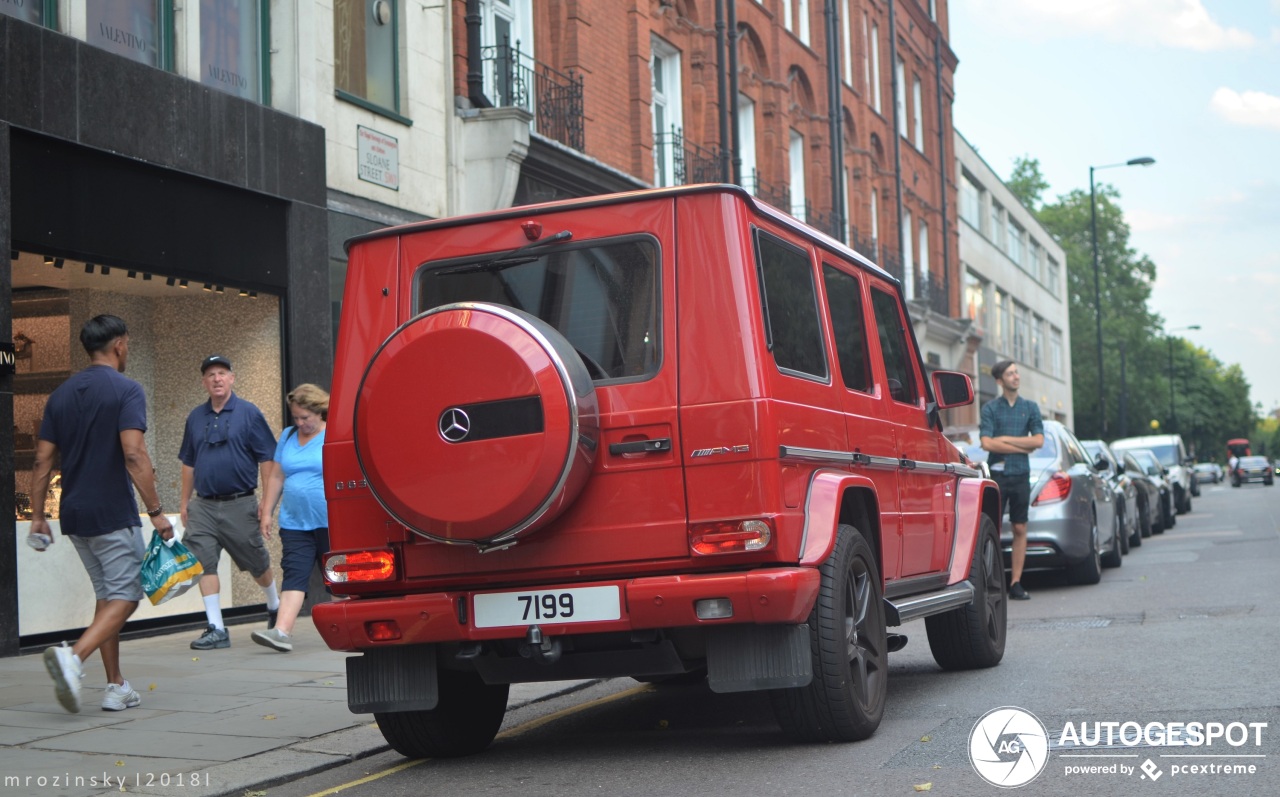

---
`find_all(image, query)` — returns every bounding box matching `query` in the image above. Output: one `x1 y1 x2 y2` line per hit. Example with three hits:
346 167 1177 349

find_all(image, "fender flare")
798 469 880 567
948 476 1002 586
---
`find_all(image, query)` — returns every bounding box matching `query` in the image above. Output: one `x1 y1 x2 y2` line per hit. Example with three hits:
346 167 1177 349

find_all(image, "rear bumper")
312 567 822 652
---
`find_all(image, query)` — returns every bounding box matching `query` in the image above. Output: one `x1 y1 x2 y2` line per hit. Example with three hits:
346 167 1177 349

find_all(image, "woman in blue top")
252 384 329 652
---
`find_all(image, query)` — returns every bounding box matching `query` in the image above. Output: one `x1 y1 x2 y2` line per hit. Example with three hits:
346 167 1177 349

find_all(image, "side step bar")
883 582 974 626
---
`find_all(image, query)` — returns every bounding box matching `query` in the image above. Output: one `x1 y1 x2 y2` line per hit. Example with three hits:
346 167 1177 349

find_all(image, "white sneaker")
251 627 293 652
43 643 83 713
102 680 141 711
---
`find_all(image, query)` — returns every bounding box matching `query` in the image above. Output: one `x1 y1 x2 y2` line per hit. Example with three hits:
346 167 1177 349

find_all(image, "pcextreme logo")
969 706 1051 788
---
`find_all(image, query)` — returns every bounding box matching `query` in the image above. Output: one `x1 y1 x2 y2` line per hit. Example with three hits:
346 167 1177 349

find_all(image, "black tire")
1165 494 1176 528
1101 508 1123 568
1173 485 1187 515
1067 511 1103 585
1130 499 1145 547
374 670 509 758
771 524 887 742
925 514 1007 671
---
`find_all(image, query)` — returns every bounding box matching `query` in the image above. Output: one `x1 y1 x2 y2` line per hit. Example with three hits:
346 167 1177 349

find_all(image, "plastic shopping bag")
141 530 204 606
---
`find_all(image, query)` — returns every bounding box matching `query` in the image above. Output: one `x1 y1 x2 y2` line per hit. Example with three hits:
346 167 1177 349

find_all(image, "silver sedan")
1001 420 1122 585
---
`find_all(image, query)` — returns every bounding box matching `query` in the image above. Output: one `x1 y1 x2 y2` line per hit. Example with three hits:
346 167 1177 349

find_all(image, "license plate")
473 585 621 629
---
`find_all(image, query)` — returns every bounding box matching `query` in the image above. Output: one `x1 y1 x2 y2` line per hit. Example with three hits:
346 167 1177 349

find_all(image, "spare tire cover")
354 302 598 546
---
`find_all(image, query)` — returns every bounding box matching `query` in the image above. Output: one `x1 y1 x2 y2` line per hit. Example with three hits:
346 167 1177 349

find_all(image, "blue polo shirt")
179 393 277 497
980 394 1044 476
39 365 148 537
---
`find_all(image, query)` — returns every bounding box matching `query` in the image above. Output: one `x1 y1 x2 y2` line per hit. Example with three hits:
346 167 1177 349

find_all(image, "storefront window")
334 0 399 115
0 0 55 25
200 0 265 102
87 0 170 69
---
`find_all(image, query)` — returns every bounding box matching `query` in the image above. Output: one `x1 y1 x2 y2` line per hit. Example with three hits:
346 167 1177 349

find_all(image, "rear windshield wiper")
433 229 573 276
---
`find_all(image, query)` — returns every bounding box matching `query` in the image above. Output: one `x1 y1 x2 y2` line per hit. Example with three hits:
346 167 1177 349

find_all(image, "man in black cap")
179 355 280 649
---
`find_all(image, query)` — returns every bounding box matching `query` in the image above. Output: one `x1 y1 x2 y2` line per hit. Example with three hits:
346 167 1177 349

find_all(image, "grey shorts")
70 527 146 602
184 494 272 578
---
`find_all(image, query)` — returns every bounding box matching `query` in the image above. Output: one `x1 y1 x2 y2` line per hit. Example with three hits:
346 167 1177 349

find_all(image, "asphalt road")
267 479 1280 797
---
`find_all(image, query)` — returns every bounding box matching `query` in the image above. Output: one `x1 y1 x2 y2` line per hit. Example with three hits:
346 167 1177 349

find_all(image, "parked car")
1111 434 1196 512
1127 449 1175 533
1192 462 1223 485
1081 440 1142 550
1005 421 1122 585
315 185 1007 758
1118 450 1162 539
1231 456 1275 487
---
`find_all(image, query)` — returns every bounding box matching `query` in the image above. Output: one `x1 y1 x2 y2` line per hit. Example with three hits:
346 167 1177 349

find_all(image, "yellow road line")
304 684 653 796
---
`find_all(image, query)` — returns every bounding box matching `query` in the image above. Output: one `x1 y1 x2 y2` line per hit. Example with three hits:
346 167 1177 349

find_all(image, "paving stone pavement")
0 620 595 797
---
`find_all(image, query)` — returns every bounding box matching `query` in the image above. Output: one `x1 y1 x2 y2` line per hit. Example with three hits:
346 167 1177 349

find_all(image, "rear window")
415 236 659 381
1146 444 1179 467
1030 434 1058 464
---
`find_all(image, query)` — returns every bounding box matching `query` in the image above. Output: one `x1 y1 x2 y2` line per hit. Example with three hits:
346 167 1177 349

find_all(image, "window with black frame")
754 230 827 380
870 288 919 404
823 264 872 393
416 236 659 382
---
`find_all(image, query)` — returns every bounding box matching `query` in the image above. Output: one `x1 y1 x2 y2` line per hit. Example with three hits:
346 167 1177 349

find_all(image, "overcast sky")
950 0 1280 416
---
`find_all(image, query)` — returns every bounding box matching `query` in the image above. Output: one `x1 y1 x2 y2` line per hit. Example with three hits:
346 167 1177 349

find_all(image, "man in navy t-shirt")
178 355 280 651
30 315 173 713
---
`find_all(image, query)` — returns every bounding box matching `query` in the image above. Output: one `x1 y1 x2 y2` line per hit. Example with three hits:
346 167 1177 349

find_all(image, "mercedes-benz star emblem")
438 407 471 443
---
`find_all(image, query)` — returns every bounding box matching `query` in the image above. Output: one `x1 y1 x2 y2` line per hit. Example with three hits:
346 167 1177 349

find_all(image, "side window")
870 288 920 404
822 264 872 392
754 230 828 380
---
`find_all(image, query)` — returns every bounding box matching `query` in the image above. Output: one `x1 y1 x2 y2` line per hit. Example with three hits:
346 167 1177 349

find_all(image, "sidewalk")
0 621 595 797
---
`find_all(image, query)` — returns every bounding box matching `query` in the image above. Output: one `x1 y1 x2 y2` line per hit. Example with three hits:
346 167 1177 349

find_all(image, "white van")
1110 434 1195 515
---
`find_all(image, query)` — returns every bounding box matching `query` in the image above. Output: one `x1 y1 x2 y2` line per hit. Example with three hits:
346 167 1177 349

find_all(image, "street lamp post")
1167 324 1202 432
1090 156 1156 437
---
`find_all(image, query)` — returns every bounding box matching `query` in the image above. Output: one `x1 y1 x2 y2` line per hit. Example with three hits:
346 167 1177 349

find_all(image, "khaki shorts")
70 527 146 602
184 494 271 578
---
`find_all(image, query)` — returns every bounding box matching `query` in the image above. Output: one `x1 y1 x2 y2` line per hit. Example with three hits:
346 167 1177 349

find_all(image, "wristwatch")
147 504 164 517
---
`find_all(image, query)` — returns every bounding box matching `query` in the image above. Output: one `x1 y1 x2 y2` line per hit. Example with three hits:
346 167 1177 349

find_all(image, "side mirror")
932 371 974 409
1093 455 1110 473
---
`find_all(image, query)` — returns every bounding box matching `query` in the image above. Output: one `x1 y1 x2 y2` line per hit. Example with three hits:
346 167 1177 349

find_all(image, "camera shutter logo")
969 706 1050 788
439 408 472 443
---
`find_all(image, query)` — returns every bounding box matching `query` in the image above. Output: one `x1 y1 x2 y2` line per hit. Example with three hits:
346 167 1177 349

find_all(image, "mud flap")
706 624 813 694
346 644 439 713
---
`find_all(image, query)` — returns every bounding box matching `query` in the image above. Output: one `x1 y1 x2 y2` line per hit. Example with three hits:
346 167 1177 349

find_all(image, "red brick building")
451 0 958 317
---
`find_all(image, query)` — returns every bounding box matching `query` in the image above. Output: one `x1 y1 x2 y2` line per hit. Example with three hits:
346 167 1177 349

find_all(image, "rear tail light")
689 519 773 555
365 620 402 641
1033 472 1072 505
325 550 397 583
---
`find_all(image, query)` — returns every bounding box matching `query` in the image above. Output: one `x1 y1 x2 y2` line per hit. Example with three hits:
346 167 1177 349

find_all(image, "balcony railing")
804 202 845 241
480 42 584 152
654 127 724 187
915 269 950 316
849 227 878 261
742 170 791 212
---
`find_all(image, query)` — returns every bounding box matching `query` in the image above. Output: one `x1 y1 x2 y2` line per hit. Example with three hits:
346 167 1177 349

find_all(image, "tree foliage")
1007 156 1050 211
1023 162 1256 454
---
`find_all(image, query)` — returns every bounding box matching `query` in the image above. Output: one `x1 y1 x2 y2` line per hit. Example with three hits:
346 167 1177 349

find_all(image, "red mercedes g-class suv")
315 185 1006 758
